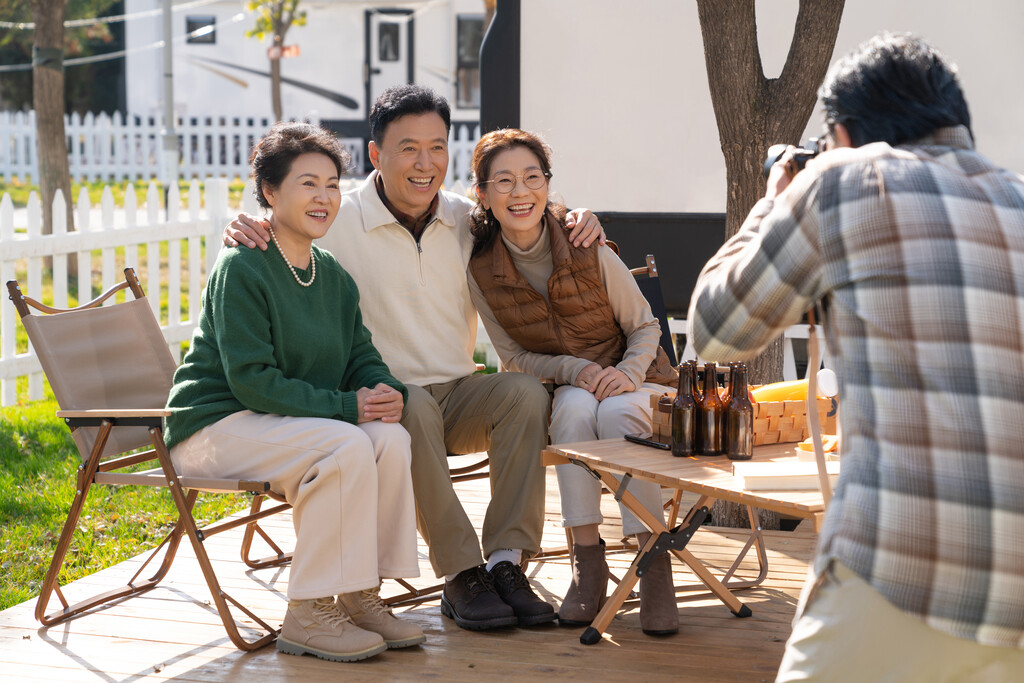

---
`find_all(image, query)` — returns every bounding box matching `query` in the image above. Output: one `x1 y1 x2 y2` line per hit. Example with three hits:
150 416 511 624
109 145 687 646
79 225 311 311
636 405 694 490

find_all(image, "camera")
762 138 822 179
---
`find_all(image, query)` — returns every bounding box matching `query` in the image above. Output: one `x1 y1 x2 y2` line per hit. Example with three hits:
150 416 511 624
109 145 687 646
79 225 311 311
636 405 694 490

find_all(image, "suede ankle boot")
639 551 679 635
558 539 609 626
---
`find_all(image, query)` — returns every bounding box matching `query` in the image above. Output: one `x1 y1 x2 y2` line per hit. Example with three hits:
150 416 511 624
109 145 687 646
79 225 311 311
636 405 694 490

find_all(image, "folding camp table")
542 439 827 645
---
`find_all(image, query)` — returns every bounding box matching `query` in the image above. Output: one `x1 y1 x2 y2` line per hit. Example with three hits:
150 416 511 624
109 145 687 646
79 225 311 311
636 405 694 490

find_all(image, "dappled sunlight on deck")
0 458 815 681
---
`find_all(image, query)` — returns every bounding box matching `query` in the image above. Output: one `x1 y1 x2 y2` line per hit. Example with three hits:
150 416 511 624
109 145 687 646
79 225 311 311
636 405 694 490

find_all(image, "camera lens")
763 144 790 179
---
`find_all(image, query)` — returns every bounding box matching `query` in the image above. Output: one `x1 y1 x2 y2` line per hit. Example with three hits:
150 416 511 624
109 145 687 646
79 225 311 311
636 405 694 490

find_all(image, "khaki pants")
777 559 1024 682
170 410 420 600
402 372 550 578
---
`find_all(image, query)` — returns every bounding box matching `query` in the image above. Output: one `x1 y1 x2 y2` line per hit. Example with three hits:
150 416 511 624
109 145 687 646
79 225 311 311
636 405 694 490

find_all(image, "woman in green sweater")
165 123 422 663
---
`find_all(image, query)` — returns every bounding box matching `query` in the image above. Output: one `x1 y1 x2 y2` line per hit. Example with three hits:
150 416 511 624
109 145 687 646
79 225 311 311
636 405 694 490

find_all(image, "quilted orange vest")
469 212 677 387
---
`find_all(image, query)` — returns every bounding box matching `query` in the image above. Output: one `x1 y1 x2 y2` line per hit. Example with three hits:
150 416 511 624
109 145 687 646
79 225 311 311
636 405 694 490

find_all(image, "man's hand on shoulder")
223 213 272 250
565 209 606 248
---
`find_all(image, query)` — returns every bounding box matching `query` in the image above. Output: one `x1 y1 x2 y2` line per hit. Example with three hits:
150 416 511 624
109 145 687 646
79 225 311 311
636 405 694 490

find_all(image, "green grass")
0 391 248 610
0 177 246 209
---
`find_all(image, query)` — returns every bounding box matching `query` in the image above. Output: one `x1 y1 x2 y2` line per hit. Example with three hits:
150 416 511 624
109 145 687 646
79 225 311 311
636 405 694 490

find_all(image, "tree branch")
696 0 767 143
767 0 845 141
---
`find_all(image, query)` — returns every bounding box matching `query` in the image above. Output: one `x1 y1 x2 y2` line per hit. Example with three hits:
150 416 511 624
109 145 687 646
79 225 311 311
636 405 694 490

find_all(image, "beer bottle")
698 362 723 455
671 364 696 457
720 363 736 442
725 364 754 460
686 359 702 405
720 362 737 405
691 361 706 453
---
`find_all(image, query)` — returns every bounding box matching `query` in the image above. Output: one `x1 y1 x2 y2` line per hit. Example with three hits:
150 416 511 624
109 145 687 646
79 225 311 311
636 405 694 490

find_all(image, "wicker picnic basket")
649 393 833 446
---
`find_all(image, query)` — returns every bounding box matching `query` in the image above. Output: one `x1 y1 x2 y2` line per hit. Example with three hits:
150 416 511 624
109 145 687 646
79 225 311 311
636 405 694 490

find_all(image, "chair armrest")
56 409 172 418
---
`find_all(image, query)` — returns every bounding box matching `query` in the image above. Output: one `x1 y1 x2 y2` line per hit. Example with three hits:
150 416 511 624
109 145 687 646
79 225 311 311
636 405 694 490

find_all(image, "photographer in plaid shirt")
689 33 1024 681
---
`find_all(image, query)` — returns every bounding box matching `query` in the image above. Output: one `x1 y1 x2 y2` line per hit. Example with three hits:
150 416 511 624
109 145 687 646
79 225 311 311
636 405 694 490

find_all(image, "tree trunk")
696 0 844 385
697 0 845 529
31 0 74 238
270 52 283 122
711 499 779 531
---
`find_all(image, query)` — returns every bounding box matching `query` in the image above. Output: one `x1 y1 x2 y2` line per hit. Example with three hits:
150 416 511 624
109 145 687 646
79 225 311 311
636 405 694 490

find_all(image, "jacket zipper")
412 219 437 286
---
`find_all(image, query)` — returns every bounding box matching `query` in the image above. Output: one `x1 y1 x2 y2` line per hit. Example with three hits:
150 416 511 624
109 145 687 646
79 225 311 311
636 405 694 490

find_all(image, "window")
186 16 216 44
456 15 483 109
378 23 400 62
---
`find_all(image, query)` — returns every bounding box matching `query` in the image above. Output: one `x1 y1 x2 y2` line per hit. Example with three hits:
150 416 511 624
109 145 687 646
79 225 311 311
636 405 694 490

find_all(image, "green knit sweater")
164 242 407 449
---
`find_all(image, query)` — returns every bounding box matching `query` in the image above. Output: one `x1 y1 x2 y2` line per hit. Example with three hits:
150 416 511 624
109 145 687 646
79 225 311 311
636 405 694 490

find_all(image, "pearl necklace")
268 227 316 287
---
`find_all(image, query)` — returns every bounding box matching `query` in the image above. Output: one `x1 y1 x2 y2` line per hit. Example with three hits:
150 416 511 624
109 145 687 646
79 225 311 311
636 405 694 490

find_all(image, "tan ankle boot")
639 551 679 635
338 586 426 649
558 540 609 626
277 596 387 661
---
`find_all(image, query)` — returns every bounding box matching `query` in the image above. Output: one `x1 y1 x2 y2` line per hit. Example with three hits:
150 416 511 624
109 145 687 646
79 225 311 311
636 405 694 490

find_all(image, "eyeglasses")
479 170 551 194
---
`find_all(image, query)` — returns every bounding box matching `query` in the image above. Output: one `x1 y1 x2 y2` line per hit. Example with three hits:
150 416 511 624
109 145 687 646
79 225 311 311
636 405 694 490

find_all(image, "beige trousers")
402 372 550 578
170 410 419 600
777 559 1024 682
549 383 667 537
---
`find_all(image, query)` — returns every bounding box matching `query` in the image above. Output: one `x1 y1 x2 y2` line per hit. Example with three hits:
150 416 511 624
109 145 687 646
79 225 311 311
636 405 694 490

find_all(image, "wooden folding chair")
7 268 290 651
621 250 678 367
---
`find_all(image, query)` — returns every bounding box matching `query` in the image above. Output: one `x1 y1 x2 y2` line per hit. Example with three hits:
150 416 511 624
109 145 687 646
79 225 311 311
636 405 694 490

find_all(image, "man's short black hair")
369 85 452 143
820 32 972 147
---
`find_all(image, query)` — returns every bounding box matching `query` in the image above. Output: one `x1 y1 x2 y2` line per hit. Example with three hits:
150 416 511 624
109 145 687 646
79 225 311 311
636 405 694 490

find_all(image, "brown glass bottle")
720 362 738 405
686 360 702 405
725 364 754 460
671 364 696 457
697 362 723 455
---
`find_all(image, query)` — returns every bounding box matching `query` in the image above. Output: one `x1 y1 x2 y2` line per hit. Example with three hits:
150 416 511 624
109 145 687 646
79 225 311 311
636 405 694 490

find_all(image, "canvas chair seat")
7 268 291 651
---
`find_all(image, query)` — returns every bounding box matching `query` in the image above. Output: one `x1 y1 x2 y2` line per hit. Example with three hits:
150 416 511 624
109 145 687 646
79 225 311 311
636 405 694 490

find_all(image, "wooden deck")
0 456 817 682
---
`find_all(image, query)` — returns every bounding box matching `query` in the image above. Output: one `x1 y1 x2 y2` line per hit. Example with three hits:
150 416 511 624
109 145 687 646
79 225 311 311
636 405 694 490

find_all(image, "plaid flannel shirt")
688 126 1024 648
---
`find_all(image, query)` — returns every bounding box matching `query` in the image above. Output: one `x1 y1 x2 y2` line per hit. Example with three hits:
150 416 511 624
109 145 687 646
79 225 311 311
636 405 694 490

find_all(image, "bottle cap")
817 368 839 398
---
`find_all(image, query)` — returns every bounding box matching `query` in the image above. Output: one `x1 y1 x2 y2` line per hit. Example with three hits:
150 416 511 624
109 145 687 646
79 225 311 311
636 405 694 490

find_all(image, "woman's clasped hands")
575 363 636 400
357 383 405 423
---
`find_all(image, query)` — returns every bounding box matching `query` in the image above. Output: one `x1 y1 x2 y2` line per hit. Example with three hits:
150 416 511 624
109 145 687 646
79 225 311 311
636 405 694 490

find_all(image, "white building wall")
519 0 1024 214
125 0 482 122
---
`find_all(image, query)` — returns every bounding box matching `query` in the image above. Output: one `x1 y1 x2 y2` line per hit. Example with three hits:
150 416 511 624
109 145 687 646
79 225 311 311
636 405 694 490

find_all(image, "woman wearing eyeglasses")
467 128 680 634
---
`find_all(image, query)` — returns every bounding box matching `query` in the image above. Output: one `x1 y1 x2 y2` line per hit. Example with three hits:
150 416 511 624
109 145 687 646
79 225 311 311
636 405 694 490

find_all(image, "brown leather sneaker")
489 561 557 627
441 565 518 630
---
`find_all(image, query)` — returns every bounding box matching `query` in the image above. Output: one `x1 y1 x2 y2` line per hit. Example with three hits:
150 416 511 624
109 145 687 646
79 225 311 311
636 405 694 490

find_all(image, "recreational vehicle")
125 0 486 169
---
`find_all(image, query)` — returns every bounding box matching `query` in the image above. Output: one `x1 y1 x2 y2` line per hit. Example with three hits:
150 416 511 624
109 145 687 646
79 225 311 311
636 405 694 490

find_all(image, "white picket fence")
0 172 478 407
0 110 480 186
0 179 231 407
445 123 481 188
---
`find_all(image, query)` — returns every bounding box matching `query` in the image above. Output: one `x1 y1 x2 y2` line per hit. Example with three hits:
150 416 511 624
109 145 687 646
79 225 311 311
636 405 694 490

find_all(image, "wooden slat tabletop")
544 440 828 523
